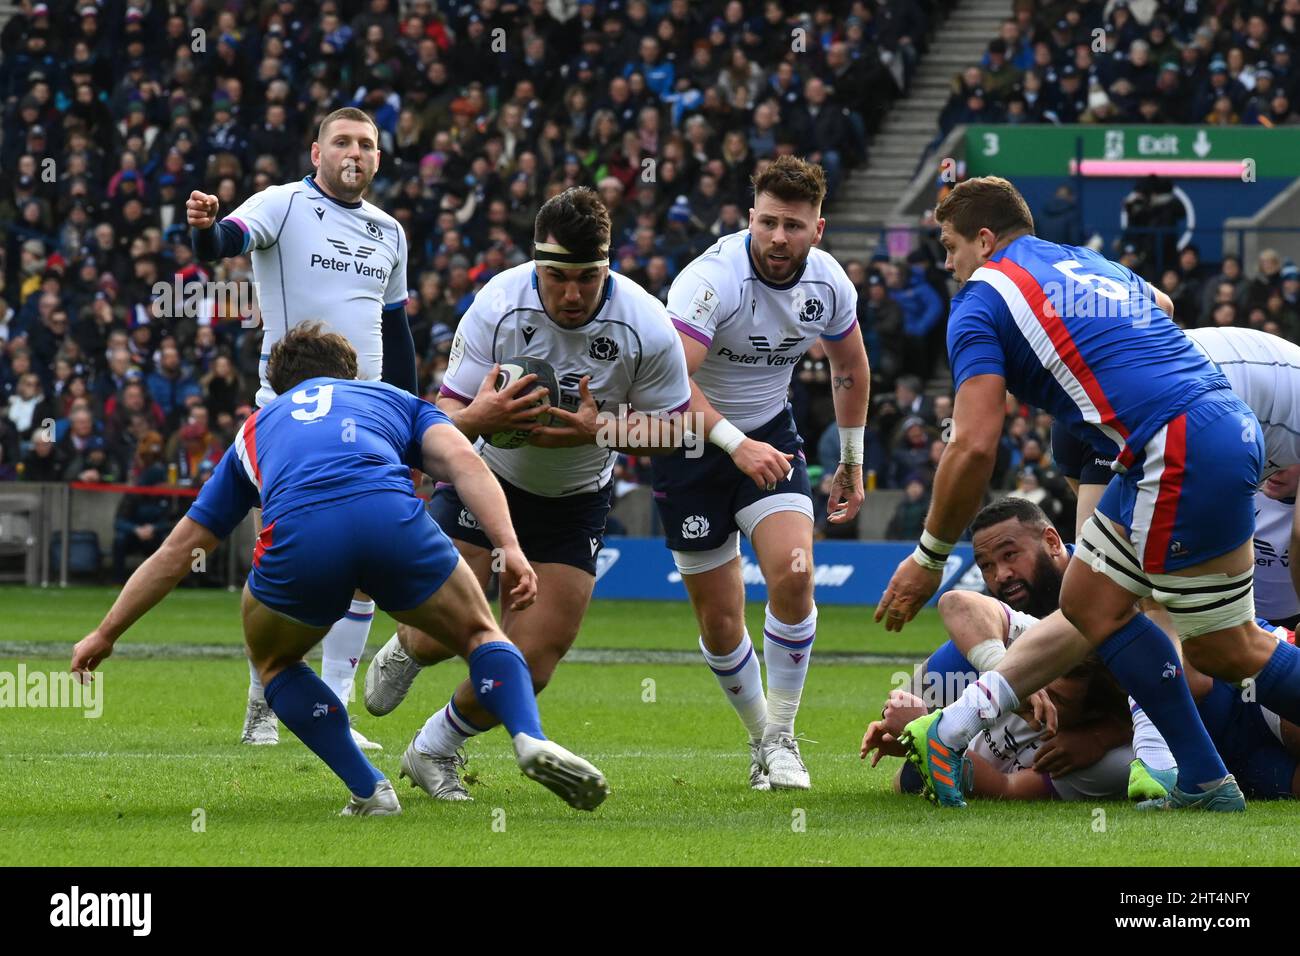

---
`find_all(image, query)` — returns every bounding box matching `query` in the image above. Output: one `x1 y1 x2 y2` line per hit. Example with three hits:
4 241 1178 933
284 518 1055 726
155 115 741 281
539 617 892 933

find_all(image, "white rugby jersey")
666 231 859 431
1186 327 1300 476
439 263 691 496
222 176 409 406
1254 491 1299 623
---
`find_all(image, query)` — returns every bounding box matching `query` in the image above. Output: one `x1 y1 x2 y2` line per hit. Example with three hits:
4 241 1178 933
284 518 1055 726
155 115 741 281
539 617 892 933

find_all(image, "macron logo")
728 684 743 695
789 653 805 664
50 886 152 936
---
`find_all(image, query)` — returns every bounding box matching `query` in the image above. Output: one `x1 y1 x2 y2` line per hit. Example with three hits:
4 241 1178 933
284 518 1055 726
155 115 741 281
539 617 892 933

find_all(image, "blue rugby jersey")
947 235 1229 471
187 378 450 538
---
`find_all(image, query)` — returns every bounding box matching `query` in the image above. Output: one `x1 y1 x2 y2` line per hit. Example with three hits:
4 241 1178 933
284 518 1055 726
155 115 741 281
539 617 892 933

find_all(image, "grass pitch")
1 587 1296 866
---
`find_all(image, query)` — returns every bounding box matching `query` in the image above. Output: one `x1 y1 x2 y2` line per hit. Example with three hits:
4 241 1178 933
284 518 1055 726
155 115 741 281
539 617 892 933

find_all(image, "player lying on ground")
878 176 1300 811
864 498 1135 802
189 107 417 750
872 498 1300 802
69 324 608 815
360 187 693 802
650 155 870 789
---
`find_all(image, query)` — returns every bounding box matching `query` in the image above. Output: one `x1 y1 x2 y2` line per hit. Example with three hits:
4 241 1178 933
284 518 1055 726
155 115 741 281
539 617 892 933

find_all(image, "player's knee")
698 606 744 646
764 562 813 616
937 589 979 625
1184 625 1276 684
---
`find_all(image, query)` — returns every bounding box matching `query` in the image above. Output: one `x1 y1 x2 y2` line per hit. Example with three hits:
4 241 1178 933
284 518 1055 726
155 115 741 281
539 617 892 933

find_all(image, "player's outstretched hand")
71 630 114 683
731 437 794 490
497 545 538 612
466 364 549 436
529 376 602 448
826 462 864 524
186 191 220 229
860 720 906 766
874 555 941 631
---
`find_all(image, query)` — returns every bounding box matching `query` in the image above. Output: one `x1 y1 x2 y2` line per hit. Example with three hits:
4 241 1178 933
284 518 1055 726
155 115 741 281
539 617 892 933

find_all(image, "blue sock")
924 640 977 707
264 662 383 798
469 642 544 740
1097 614 1228 792
1253 640 1300 724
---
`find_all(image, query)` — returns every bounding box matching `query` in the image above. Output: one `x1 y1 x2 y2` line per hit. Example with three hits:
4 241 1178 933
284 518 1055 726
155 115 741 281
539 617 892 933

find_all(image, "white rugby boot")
364 634 423 717
340 779 402 816
399 737 473 802
512 734 609 811
761 733 811 790
749 741 771 791
240 697 279 745
349 715 383 752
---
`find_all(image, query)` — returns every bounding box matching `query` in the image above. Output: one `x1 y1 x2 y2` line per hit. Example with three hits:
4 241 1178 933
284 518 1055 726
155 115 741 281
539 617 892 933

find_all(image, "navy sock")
469 642 544 740
264 662 383 798
924 640 977 707
1253 640 1300 725
1097 614 1228 792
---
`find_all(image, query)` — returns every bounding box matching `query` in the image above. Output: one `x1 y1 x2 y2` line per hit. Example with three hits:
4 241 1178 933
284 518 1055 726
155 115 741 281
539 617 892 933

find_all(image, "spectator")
20 434 63 481
146 343 202 423
5 372 57 442
885 261 944 380
202 353 246 419
888 416 933 489
885 477 931 540
111 431 176 581
166 406 224 485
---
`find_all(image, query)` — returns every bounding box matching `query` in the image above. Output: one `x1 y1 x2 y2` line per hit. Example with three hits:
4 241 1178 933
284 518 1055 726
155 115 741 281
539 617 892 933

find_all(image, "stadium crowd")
2 0 1298 553
941 0 1300 132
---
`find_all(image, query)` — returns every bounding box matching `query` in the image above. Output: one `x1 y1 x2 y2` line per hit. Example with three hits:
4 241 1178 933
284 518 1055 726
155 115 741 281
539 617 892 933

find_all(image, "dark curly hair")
266 322 359 395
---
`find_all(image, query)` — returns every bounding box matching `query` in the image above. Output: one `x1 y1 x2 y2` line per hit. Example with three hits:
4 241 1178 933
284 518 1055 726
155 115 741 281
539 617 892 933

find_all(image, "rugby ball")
487 356 559 449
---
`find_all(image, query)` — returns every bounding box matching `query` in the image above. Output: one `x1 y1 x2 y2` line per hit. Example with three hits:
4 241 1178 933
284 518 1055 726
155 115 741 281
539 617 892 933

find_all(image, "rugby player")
879 176 1300 811
188 107 415 750
70 325 608 815
864 497 1300 801
651 155 870 790
361 187 693 801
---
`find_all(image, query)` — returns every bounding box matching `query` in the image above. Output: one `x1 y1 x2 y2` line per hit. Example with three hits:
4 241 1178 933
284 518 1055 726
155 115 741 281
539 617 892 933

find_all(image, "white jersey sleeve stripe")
233 422 262 493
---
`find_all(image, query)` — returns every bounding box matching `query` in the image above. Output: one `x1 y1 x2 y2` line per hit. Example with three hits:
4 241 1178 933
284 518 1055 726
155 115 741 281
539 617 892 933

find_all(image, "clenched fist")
187 190 220 229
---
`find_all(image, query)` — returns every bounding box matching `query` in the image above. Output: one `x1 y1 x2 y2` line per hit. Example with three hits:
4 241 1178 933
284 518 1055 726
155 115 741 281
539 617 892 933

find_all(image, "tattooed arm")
822 325 871 525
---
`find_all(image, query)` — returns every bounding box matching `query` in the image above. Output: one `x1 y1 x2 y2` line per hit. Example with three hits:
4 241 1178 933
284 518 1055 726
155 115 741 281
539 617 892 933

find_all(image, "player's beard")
1002 549 1065 619
322 157 373 201
751 240 808 285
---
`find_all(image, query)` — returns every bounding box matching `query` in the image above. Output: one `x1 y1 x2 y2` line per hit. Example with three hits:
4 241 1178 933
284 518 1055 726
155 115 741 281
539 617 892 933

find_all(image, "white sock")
1129 697 1177 771
937 671 1020 750
320 599 375 708
247 656 264 703
762 603 817 738
700 631 767 742
415 698 484 757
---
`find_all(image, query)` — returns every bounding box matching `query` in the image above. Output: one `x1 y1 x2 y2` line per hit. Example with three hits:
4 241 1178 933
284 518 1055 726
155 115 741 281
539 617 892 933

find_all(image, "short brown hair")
317 107 380 145
267 322 359 395
934 175 1035 242
751 155 827 211
533 187 611 262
